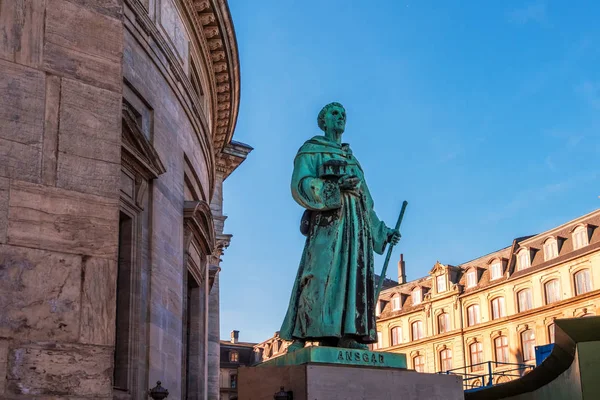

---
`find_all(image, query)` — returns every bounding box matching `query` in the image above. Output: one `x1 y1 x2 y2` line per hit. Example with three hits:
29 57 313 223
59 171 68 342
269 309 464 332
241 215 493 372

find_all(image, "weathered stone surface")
0 0 45 67
56 151 121 198
0 177 8 243
7 180 118 258
6 343 113 396
0 339 8 396
0 59 44 182
58 78 121 163
0 245 81 341
43 0 122 92
80 256 117 346
68 0 123 20
42 75 61 186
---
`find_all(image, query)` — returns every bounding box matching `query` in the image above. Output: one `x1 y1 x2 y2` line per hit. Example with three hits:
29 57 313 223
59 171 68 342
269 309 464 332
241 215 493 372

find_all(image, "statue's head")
317 102 346 134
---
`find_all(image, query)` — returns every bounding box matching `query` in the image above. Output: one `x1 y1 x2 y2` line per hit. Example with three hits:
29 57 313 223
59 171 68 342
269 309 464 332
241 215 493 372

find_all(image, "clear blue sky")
220 0 600 343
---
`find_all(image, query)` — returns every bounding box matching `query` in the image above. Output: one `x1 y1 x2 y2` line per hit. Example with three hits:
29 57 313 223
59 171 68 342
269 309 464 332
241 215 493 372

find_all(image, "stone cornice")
216 140 253 179
184 0 241 155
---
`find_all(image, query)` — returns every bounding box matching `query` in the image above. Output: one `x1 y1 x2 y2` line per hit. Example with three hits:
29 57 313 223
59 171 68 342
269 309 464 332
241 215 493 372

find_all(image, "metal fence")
438 361 534 392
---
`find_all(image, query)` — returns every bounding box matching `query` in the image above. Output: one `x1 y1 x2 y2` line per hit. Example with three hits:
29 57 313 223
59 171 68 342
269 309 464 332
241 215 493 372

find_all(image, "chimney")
231 330 239 344
398 254 406 284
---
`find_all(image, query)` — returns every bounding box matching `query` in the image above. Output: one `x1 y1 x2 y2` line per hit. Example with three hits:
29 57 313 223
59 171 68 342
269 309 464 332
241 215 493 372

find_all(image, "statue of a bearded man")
280 102 401 351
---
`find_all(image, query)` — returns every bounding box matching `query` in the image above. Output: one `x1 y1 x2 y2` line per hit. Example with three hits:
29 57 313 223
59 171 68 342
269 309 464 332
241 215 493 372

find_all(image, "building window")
230 373 237 389
494 336 509 363
229 351 239 363
412 288 422 305
392 295 401 311
574 269 592 295
521 330 536 362
413 355 425 372
411 321 424 341
548 323 555 343
438 313 450 334
491 297 506 320
470 342 484 371
440 348 453 371
467 304 481 327
544 279 561 304
437 275 447 293
373 331 383 349
543 238 558 261
573 225 588 250
517 289 533 312
491 262 502 280
518 249 530 270
391 326 402 346
466 271 477 288
375 300 381 316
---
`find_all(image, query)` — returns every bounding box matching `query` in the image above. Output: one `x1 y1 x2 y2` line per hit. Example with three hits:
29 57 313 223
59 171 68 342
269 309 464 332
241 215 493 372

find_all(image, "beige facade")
375 209 600 388
219 331 257 400
0 0 249 399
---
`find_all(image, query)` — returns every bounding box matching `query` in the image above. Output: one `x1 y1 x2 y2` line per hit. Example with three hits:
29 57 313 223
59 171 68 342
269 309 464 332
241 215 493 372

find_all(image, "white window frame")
573 226 589 250
412 288 422 305
517 288 533 312
438 312 450 334
574 269 592 295
466 271 477 288
467 304 481 326
491 297 506 320
391 326 402 346
392 295 401 311
412 321 424 341
518 249 530 270
437 275 447 293
375 300 381 316
543 238 558 261
544 279 561 304
490 262 502 280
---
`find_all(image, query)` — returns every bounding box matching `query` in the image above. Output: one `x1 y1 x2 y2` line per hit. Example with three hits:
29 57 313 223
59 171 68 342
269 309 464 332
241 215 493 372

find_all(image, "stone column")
0 1 123 398
207 271 221 399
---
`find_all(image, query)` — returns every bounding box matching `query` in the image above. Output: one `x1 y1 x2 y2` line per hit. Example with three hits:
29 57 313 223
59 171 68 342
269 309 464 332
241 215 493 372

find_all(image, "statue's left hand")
388 229 401 245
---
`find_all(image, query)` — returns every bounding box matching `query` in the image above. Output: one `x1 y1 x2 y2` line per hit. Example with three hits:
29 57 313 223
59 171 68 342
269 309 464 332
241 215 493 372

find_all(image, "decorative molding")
216 140 253 179
184 200 216 255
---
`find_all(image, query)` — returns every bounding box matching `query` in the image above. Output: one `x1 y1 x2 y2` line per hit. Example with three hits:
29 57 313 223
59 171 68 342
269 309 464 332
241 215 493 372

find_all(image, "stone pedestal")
239 348 463 400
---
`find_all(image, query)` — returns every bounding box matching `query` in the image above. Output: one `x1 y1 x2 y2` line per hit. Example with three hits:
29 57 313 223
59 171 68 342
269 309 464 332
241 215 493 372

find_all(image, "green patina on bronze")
279 102 402 351
258 346 407 369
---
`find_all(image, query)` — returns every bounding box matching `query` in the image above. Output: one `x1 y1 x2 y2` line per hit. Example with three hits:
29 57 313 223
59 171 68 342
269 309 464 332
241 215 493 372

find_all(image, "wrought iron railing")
438 361 534 392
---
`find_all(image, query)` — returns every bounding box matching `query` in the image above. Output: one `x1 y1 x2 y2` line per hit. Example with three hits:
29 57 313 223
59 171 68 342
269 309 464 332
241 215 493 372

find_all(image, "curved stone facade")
0 0 250 399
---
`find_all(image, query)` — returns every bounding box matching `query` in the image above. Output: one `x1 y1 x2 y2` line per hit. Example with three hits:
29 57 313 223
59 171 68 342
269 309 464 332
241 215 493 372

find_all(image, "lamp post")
148 381 169 400
274 386 293 400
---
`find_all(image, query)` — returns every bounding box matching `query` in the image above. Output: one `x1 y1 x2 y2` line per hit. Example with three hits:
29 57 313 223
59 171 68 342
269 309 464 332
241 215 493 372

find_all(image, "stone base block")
239 363 463 400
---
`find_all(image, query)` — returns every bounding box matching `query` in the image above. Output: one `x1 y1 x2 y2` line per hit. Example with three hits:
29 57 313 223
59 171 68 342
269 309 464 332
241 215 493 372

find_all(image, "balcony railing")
438 361 534 392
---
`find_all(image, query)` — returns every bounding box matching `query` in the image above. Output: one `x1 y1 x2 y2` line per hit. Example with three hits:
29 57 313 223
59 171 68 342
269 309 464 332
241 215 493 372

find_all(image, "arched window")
440 348 453 371
548 323 555 343
466 304 481 326
517 249 530 270
438 313 450 334
391 326 402 346
413 355 425 372
494 336 509 363
544 279 561 304
411 321 424 341
470 342 483 371
412 288 422 305
543 238 558 261
574 269 592 295
491 297 506 320
573 225 589 250
517 288 533 312
521 330 536 361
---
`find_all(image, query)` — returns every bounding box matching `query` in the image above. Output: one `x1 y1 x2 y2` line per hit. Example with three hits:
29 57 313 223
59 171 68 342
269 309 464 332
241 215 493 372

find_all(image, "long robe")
279 135 389 343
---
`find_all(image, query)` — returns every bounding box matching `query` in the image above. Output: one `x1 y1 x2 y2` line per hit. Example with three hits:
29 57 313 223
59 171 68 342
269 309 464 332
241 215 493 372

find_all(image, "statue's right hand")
339 175 360 191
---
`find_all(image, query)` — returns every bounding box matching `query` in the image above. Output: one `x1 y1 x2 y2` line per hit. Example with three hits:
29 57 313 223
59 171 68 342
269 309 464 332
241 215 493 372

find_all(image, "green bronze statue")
280 102 401 352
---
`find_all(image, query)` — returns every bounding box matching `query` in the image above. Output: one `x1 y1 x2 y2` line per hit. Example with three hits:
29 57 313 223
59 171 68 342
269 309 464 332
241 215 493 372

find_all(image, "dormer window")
490 261 502 280
437 275 447 293
517 249 530 270
412 288 422 305
229 350 239 363
392 295 401 311
466 271 477 288
573 225 589 250
543 238 558 261
375 300 381 316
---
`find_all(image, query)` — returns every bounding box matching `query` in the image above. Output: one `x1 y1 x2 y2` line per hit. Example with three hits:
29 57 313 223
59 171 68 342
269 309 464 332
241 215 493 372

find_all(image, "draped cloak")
279 135 390 343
